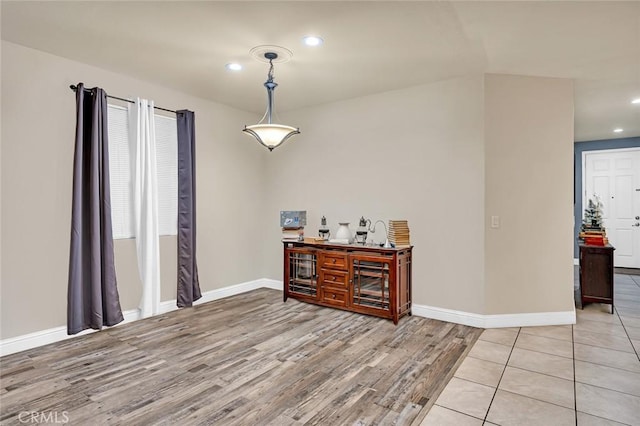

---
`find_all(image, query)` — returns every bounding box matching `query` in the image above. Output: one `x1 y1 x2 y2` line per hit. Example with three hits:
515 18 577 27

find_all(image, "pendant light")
243 52 300 151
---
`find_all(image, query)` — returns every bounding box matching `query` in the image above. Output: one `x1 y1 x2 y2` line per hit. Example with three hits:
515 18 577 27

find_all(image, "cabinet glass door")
288 250 317 297
351 257 390 310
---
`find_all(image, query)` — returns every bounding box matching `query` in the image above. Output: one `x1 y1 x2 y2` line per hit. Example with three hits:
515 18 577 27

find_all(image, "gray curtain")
67 83 124 335
176 110 202 307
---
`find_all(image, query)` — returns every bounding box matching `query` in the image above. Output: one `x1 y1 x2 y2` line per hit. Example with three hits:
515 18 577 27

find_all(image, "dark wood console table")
283 241 412 324
579 242 615 314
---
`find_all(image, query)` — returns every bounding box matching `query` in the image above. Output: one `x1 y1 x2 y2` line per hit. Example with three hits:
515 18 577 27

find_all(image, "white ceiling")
2 1 639 142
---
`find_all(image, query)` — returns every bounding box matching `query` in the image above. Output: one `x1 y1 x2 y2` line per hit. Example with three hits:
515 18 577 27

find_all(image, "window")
154 114 178 237
107 104 178 239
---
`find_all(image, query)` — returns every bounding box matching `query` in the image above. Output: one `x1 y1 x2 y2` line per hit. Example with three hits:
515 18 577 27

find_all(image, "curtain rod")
69 85 177 114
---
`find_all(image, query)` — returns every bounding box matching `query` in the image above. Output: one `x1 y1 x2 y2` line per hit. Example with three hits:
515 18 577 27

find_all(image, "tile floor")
422 272 640 426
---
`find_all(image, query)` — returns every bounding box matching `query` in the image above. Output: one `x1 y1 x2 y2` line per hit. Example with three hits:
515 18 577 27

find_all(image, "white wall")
484 74 575 315
264 75 487 314
264 73 575 320
1 41 577 342
0 41 267 339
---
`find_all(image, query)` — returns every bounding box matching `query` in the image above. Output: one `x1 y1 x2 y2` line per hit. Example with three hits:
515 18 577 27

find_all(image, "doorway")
583 148 640 268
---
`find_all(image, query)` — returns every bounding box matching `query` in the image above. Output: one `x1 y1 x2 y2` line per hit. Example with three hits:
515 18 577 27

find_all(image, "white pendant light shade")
243 124 299 150
243 51 299 151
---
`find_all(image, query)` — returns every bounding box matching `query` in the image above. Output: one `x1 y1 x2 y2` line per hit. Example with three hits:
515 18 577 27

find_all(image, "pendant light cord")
261 58 278 124
267 58 275 83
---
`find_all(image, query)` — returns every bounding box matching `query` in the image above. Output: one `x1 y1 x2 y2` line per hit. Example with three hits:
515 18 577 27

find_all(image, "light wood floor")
0 289 482 425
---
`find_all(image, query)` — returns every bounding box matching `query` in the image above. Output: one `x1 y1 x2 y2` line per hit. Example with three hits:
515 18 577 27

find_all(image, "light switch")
491 215 500 228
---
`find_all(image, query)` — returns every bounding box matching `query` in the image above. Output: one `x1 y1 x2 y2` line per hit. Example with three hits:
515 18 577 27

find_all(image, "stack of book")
280 210 307 242
282 227 304 241
579 229 608 246
388 220 410 246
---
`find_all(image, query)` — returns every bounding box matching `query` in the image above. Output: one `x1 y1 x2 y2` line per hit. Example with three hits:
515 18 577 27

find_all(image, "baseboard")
1 278 283 357
412 303 576 328
260 278 284 290
158 278 283 314
411 304 486 328
2 278 575 356
482 309 576 328
0 308 141 357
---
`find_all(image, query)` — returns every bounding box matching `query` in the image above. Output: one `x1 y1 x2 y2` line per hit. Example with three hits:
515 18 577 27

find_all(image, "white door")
584 148 640 268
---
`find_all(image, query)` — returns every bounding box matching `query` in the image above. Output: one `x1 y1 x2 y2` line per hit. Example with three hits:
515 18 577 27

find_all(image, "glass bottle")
318 216 330 240
355 216 369 245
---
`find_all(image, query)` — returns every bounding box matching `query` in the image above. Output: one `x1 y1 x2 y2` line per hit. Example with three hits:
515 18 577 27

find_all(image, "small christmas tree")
582 195 604 232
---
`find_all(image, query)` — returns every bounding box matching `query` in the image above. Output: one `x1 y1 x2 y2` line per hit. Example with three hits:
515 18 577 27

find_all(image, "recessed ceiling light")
632 98 640 104
225 63 243 71
613 128 624 133
303 36 323 47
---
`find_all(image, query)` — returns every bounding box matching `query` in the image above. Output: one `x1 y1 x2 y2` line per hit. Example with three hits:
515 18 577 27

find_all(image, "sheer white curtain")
130 98 160 317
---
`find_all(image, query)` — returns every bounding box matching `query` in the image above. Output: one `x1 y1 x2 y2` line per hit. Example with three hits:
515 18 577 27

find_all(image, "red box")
585 237 605 246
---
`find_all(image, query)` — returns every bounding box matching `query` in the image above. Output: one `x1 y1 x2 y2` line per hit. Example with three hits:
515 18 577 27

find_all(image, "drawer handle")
332 259 336 263
332 294 336 299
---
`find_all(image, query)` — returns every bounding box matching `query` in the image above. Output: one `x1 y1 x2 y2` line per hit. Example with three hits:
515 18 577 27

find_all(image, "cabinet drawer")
320 253 347 270
322 288 347 306
320 268 348 288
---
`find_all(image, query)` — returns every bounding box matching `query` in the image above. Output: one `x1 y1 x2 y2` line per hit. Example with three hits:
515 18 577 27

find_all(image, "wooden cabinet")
285 247 317 300
319 252 349 307
579 242 615 314
284 241 412 324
